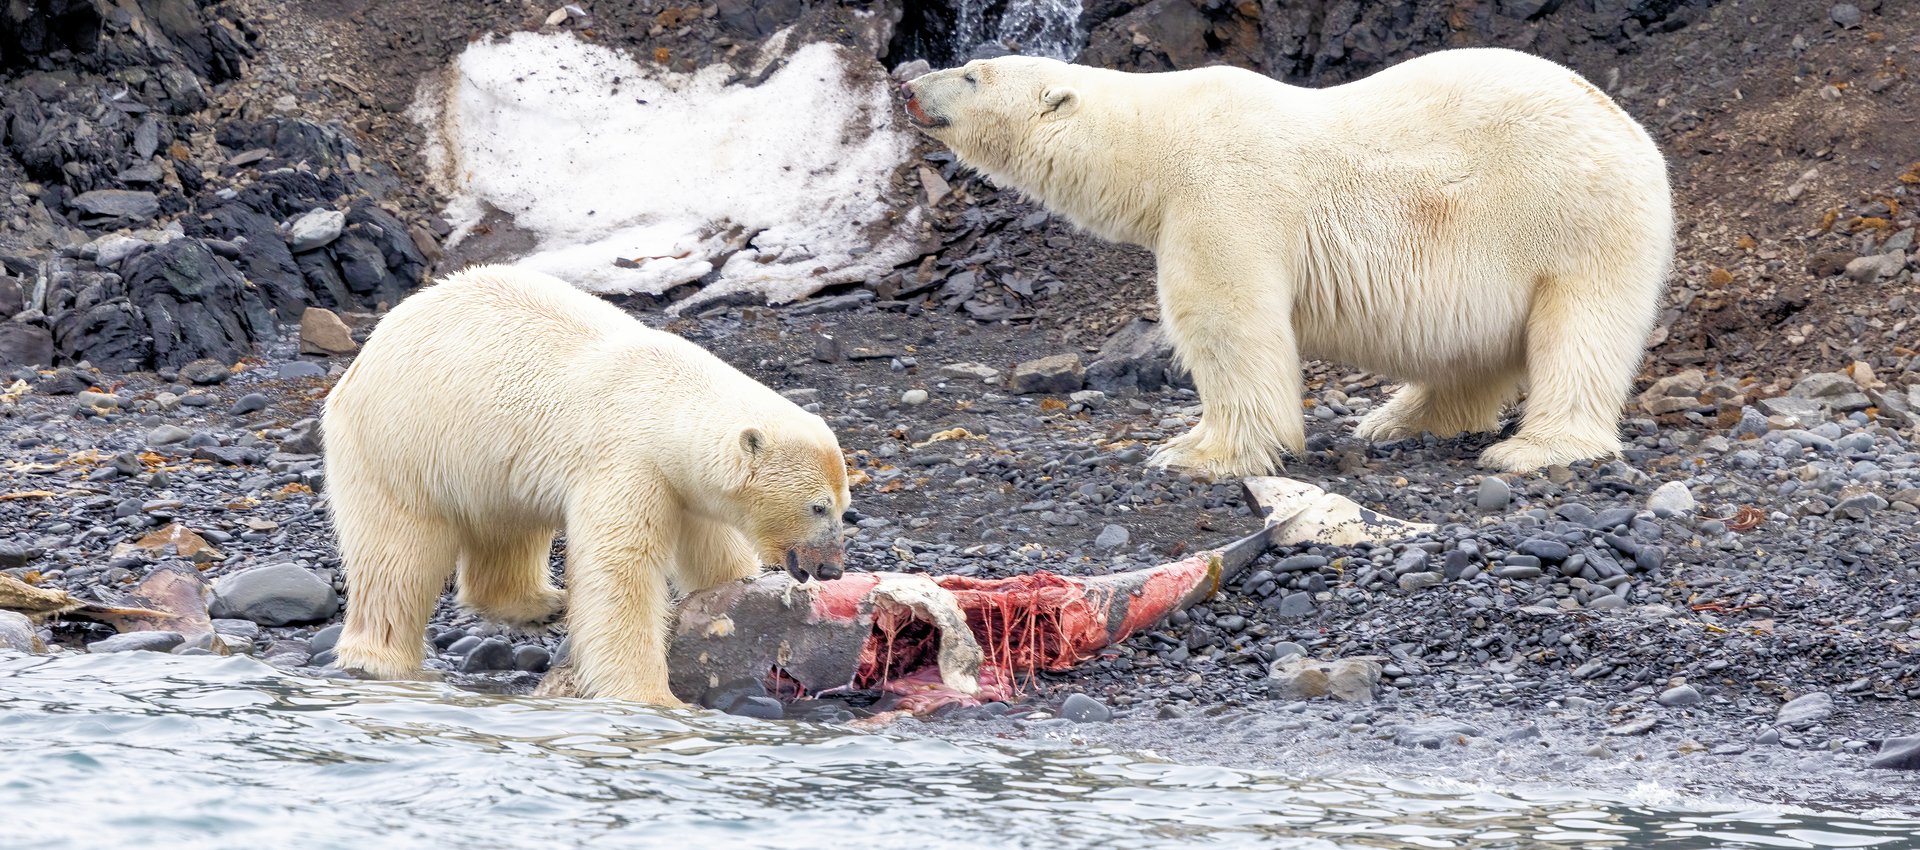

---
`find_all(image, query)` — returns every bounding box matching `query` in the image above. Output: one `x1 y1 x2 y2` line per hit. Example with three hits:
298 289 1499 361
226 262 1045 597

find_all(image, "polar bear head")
726 420 852 582
899 56 1082 180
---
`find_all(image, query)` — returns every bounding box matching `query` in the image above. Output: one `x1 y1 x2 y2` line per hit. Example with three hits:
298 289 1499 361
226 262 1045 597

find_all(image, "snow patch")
414 31 918 312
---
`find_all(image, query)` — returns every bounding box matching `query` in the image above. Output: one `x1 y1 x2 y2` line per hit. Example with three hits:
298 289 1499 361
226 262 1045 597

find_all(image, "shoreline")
4 306 1917 808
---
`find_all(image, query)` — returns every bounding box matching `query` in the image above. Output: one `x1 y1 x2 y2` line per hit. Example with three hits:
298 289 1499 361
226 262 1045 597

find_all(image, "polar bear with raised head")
323 264 850 706
902 48 1673 475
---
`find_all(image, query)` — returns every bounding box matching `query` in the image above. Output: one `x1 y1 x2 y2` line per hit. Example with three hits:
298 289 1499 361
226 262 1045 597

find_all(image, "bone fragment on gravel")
0 568 192 631
1241 476 1435 546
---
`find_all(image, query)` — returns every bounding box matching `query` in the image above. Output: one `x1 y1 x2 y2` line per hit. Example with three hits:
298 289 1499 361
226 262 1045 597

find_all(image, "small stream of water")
958 0 1086 61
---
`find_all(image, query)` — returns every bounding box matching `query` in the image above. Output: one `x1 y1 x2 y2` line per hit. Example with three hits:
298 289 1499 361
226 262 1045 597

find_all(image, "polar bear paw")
1355 386 1506 443
604 685 690 710
327 645 442 682
1478 433 1620 473
467 585 568 631
1147 426 1286 480
1352 404 1423 443
515 586 569 628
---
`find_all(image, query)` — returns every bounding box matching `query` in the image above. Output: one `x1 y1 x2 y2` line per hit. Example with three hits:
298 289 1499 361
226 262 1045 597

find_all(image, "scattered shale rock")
287 209 346 253
68 190 160 223
1646 481 1697 519
0 276 23 316
281 418 323 454
1059 693 1113 723
179 358 231 385
940 362 1001 382
1011 353 1086 395
1657 684 1704 707
0 610 44 654
0 322 55 368
1085 319 1190 393
1872 737 1920 771
88 631 186 653
1775 692 1835 730
299 307 358 355
1268 656 1383 703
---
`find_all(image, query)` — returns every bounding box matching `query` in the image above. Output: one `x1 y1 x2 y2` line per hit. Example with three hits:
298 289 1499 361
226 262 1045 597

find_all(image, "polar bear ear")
739 427 767 462
1042 86 1079 117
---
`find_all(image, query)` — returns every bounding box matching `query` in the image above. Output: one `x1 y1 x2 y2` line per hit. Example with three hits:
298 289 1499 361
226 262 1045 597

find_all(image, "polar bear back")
321 265 804 528
1004 48 1666 243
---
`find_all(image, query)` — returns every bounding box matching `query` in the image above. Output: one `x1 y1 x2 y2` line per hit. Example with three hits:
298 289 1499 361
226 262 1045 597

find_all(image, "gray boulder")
0 611 44 654
210 563 340 626
89 631 185 653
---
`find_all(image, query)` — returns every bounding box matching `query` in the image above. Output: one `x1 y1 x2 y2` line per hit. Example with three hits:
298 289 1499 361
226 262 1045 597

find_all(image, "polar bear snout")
785 537 845 583
900 80 947 130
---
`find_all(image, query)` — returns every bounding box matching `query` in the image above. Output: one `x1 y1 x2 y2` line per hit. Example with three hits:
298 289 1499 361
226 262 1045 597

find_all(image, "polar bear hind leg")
672 514 761 594
454 527 564 628
1479 275 1649 472
332 493 459 680
1355 368 1523 443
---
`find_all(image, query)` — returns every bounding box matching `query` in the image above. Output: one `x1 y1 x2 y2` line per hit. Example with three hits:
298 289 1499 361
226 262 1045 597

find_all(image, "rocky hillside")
0 0 432 375
1 0 1914 398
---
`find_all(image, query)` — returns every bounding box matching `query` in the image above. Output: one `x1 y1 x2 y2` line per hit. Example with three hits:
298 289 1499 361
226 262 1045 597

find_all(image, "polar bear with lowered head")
902 48 1673 475
323 264 850 706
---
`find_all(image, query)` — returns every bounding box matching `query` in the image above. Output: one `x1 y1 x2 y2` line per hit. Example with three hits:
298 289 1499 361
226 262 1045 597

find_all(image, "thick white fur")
323 265 849 705
904 48 1674 475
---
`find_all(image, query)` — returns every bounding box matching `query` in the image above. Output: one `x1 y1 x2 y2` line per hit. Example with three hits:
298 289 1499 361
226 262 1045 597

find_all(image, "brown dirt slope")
249 0 1917 388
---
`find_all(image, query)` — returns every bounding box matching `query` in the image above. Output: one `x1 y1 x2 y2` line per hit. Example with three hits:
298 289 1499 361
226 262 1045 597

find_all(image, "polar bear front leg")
561 495 685 708
1147 240 1304 479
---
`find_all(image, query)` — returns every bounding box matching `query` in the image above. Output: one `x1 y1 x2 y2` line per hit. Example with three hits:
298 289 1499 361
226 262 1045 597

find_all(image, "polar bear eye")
811 503 830 517
963 72 977 85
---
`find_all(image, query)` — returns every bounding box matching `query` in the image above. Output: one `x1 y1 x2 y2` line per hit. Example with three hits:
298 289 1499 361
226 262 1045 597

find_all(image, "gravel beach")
2 0 1917 808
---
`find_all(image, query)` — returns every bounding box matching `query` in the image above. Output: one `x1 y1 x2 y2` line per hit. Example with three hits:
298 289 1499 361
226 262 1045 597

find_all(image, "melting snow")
415 31 918 312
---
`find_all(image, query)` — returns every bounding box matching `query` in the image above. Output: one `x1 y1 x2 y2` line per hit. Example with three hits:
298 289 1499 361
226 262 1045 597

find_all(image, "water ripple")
3 653 1916 850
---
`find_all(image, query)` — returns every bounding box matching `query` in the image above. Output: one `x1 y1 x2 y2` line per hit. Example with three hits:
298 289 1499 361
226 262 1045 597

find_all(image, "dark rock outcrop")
1079 0 1711 82
46 239 273 370
1085 318 1192 394
0 1 431 373
0 321 54 368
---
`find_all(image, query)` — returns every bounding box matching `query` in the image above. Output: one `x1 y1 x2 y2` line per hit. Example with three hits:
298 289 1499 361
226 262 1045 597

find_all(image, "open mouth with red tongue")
901 85 947 129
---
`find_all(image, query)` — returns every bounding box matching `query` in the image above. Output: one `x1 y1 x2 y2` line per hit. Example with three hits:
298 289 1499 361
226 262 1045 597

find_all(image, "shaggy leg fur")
562 490 683 707
332 494 458 680
1147 243 1303 479
1480 278 1647 472
455 527 564 627
1355 370 1522 443
672 515 761 594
